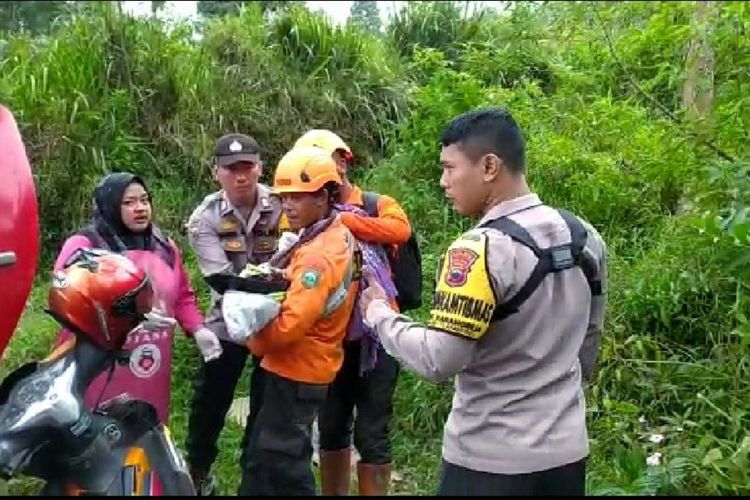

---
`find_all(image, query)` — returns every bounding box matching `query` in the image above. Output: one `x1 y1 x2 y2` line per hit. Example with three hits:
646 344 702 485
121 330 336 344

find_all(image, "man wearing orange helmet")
235 147 360 496
294 129 414 496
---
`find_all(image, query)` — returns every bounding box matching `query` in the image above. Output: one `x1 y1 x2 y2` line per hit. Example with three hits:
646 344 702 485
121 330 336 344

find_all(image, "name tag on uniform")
221 237 246 253
254 236 277 254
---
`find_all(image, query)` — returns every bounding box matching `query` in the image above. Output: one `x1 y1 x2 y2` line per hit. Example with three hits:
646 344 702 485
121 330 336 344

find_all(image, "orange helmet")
294 129 354 161
47 249 154 352
273 146 342 194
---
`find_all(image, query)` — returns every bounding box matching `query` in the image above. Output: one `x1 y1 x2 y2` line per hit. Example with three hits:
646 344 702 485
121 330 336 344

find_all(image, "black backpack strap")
557 209 586 259
482 217 547 321
557 209 602 296
482 210 596 321
484 217 541 258
362 191 380 217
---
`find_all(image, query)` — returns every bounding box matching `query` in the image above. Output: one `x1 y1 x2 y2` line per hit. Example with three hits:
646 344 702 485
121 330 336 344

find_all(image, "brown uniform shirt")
366 193 607 474
186 184 285 341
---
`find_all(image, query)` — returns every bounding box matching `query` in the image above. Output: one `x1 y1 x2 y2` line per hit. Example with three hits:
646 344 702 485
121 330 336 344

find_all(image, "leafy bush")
0 2 409 261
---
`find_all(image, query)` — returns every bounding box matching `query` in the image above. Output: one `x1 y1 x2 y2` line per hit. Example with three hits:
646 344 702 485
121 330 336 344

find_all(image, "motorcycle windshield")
0 105 40 359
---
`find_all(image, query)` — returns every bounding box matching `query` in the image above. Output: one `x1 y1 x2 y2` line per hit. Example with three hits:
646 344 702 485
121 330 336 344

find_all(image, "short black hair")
440 107 526 174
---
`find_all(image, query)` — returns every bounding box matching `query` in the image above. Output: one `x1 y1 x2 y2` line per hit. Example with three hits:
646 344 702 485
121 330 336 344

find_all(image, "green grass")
6 268 748 496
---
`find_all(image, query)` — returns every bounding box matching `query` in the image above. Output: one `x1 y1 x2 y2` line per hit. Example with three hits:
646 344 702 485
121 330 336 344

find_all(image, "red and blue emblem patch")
444 248 479 287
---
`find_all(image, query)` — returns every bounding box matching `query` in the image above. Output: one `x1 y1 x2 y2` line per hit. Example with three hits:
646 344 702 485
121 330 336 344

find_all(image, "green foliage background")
1 1 749 495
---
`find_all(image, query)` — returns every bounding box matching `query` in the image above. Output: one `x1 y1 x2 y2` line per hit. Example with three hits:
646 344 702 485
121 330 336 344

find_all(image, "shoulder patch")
444 247 479 287
295 254 329 288
427 232 497 340
301 269 321 289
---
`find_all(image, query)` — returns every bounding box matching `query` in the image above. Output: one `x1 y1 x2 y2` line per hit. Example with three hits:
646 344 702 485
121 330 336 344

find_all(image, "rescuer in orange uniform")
294 130 415 495
237 146 360 496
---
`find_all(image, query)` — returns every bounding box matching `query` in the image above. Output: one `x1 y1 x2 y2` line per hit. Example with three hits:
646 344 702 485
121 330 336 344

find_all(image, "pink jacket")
54 235 205 424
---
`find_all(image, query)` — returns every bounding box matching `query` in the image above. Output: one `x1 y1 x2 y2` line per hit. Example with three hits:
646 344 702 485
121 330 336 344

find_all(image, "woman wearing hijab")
53 172 223 424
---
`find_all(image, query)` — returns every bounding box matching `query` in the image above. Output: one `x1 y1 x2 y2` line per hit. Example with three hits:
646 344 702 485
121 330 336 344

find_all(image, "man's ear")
211 165 219 183
483 154 502 182
257 161 263 178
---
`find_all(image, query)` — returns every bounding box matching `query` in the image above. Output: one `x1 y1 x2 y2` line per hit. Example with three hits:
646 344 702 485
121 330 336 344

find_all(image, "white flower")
676 426 684 432
649 433 665 444
646 452 662 466
638 415 647 424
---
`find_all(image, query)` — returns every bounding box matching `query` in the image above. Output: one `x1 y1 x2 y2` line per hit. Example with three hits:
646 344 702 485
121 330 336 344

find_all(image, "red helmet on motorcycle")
46 249 154 351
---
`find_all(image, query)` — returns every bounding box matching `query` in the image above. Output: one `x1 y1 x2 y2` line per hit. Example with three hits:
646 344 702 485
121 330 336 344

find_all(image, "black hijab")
78 173 174 266
91 172 153 251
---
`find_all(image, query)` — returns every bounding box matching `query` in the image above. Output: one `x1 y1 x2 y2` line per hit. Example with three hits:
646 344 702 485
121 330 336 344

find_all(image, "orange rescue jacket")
247 215 359 384
341 185 409 313
340 185 411 246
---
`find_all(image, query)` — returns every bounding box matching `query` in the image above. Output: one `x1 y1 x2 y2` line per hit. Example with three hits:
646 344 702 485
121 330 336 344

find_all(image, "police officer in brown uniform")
360 108 607 496
184 133 285 493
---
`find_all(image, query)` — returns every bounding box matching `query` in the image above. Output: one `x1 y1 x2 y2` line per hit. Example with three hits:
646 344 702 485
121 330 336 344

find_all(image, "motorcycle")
0 105 195 496
0 326 197 495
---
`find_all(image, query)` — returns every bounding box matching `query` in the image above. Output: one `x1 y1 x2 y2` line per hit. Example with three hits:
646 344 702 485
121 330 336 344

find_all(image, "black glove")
205 273 290 295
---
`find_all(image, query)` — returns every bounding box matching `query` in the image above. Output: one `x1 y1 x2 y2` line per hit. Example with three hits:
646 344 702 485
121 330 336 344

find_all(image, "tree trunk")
11 2 19 32
682 0 718 135
676 1 720 216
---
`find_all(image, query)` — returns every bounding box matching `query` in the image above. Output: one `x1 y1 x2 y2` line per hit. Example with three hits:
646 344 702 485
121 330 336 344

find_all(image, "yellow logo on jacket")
427 232 496 340
278 213 291 232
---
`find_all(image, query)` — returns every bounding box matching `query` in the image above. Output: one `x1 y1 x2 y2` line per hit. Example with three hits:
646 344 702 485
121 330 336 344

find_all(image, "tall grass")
0 1 409 263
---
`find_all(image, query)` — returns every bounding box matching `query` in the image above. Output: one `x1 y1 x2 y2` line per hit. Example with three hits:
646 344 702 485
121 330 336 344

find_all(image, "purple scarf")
336 203 398 375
